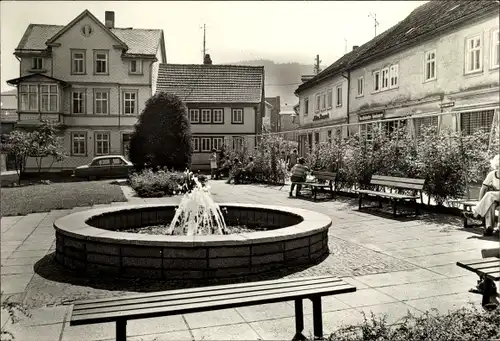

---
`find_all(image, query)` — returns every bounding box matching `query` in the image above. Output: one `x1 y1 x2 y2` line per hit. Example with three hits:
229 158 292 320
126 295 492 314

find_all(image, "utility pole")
368 12 379 37
313 54 322 75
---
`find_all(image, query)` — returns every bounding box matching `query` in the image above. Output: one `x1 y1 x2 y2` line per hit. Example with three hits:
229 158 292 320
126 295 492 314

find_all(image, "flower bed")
129 169 207 198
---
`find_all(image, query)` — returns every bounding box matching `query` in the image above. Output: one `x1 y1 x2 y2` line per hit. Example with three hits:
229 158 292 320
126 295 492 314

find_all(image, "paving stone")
354 268 446 288
1 257 41 266
61 321 115 341
9 250 49 259
376 278 472 301
356 301 424 325
190 322 261 340
127 315 189 336
237 302 296 322
184 308 245 329
106 330 193 341
1 265 35 275
405 292 482 316
3 306 69 327
1 322 63 341
0 274 33 295
335 288 398 308
404 250 482 267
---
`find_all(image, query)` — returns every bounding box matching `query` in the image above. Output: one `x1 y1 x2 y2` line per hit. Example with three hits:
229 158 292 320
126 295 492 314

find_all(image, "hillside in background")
226 59 313 108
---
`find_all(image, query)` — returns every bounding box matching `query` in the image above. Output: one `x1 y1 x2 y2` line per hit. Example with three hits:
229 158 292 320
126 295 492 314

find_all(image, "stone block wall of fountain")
53 203 331 280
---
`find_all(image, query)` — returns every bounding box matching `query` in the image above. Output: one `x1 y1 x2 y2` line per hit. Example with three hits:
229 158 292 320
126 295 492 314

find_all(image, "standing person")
209 148 218 180
287 149 299 171
289 157 309 197
465 154 500 236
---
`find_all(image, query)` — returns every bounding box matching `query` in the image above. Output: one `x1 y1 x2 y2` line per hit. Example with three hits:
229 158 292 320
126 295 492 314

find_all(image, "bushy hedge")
129 169 207 198
327 305 500 341
301 126 497 205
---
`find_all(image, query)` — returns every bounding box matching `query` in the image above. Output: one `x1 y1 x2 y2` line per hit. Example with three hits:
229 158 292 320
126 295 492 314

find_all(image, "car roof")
92 155 126 160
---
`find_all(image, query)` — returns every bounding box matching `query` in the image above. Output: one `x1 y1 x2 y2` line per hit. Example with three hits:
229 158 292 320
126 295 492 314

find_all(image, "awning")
7 73 69 87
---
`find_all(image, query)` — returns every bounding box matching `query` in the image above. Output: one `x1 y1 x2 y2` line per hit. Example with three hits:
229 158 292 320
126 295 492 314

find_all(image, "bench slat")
73 277 343 312
72 275 334 306
372 175 425 185
357 189 418 199
71 282 355 325
370 180 424 190
457 258 500 280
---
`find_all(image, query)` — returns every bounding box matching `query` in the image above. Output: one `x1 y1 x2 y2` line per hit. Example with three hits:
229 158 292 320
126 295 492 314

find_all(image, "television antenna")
368 12 379 37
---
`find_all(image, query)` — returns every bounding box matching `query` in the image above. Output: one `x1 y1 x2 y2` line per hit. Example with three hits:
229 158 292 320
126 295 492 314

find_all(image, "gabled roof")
45 10 127 49
15 11 164 56
6 73 69 86
296 0 499 94
156 64 264 104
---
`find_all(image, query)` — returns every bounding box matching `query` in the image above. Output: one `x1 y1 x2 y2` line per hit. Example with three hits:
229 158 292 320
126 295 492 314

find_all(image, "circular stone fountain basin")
53 203 331 280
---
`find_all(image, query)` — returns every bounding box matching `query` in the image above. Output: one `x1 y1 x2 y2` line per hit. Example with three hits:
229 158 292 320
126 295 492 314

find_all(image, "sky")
0 0 427 92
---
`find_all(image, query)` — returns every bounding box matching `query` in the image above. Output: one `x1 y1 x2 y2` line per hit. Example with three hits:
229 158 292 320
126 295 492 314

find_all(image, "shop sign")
440 102 455 108
359 111 384 122
312 112 330 121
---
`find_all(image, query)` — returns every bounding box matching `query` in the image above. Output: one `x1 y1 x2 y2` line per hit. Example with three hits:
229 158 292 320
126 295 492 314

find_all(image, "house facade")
7 10 166 171
156 58 265 170
294 0 499 150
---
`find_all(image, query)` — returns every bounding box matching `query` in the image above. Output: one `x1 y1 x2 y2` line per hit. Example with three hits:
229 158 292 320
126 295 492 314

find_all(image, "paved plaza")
1 180 498 341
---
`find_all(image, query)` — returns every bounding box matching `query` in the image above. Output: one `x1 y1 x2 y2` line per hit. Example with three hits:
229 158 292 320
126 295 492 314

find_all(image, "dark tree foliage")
129 92 193 171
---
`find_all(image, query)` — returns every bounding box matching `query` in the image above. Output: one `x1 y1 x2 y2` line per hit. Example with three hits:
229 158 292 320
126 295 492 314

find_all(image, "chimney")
352 45 359 51
105 11 115 29
204 54 212 65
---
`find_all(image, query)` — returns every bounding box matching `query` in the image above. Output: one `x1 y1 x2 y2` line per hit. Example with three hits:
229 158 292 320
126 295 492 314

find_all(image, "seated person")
216 156 232 179
465 154 500 236
226 158 243 184
239 157 256 181
289 157 309 197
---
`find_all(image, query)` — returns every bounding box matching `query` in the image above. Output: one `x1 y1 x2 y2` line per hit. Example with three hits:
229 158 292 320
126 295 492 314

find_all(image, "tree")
2 121 65 183
129 92 193 171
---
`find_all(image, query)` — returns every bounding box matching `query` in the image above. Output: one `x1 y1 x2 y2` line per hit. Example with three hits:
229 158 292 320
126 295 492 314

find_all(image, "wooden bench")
70 276 356 341
357 175 425 217
461 200 499 229
291 171 336 201
457 256 500 308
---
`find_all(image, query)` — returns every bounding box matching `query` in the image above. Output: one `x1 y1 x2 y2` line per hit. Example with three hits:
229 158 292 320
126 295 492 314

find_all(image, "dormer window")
31 57 43 70
129 60 142 74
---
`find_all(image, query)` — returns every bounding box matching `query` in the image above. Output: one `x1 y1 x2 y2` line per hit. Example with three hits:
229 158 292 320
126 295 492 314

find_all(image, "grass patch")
1 180 127 216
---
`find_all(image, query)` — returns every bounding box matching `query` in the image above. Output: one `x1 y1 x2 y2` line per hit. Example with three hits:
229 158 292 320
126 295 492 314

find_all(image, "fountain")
53 176 332 280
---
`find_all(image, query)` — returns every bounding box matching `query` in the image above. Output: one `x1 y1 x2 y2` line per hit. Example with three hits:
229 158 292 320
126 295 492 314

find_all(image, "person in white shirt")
468 154 500 236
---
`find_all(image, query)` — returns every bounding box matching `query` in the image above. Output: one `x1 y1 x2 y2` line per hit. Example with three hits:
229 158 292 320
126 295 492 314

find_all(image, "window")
315 94 320 112
19 84 38 111
123 91 137 115
327 130 332 144
213 109 224 123
94 51 108 74
72 90 85 114
192 137 200 152
304 97 309 116
414 116 439 137
491 29 499 69
40 84 59 112
321 92 326 111
71 132 87 156
233 136 245 151
389 64 399 88
201 137 211 152
336 85 342 107
201 109 212 123
31 57 43 70
129 60 142 74
327 89 333 109
231 108 243 124
94 90 109 114
357 77 364 96
424 50 436 81
460 110 494 136
382 119 407 137
373 71 380 92
94 132 110 155
71 50 85 74
465 34 482 73
314 132 320 145
381 68 389 89
212 137 224 150
189 109 200 123
360 123 375 142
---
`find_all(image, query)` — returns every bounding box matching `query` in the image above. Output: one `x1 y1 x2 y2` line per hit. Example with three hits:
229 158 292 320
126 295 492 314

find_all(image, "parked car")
73 155 134 180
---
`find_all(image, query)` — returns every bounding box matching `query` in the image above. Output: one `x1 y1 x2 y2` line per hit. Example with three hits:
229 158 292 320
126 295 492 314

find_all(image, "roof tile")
156 64 264 103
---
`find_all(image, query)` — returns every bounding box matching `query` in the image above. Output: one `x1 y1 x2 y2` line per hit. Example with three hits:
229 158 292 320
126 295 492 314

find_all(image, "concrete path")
1 180 498 341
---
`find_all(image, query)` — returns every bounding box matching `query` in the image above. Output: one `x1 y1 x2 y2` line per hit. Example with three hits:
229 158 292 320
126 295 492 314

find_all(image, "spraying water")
166 176 227 235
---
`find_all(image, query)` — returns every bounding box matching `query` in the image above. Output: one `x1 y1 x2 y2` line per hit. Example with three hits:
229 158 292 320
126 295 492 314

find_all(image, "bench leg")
392 199 397 217
358 193 363 210
294 299 304 335
116 319 127 341
482 277 498 309
378 196 382 208
313 187 317 202
414 199 419 216
311 297 323 339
